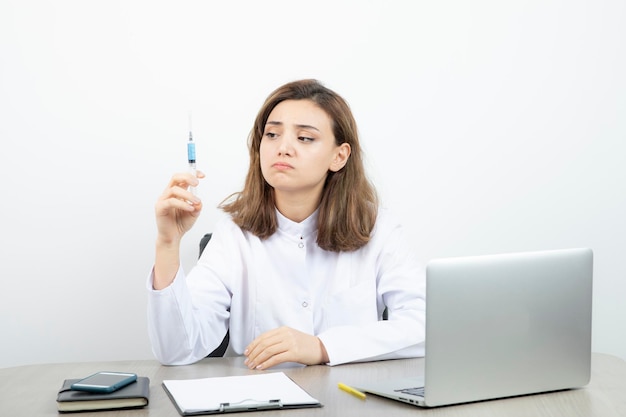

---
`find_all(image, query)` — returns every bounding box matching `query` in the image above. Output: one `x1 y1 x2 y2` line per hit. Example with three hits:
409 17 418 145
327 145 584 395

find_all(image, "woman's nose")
277 135 294 156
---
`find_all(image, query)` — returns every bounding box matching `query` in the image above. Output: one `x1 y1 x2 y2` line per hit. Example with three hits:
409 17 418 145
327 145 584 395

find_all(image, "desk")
1 353 625 417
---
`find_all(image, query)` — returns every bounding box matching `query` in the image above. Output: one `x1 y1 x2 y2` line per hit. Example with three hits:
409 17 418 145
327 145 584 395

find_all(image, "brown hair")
220 79 378 252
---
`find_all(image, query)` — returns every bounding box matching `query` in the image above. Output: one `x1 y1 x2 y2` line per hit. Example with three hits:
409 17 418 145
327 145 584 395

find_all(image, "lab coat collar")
276 208 319 240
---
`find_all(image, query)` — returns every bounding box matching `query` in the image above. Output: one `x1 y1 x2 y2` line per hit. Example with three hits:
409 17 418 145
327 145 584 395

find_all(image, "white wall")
1 0 624 368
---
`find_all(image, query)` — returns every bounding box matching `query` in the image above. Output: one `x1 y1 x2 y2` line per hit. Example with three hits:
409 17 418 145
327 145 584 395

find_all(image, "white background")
1 0 624 368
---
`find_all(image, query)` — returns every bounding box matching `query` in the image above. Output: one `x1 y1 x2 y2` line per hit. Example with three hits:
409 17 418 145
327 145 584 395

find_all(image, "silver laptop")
358 248 593 407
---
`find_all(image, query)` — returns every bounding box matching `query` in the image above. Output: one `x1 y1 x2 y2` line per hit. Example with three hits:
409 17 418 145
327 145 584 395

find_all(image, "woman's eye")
299 136 314 143
264 132 277 139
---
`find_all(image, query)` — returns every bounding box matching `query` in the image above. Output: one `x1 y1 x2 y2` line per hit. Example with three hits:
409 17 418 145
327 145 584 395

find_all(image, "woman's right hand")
154 171 205 246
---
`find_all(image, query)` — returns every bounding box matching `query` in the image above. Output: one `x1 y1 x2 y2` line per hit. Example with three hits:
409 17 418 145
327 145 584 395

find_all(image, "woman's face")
260 99 350 200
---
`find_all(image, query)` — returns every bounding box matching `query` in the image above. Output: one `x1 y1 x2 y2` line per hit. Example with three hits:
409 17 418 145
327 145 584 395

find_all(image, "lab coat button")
298 242 304 248
302 301 308 308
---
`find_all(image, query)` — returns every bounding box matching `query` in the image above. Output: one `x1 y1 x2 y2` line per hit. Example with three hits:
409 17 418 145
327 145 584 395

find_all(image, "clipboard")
162 372 322 415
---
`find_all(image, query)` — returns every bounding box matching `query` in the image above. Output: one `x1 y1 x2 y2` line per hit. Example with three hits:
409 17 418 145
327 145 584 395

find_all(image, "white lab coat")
147 208 426 366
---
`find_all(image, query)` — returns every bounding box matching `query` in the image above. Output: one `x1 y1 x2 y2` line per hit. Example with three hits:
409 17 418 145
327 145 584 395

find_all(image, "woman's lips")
272 162 294 170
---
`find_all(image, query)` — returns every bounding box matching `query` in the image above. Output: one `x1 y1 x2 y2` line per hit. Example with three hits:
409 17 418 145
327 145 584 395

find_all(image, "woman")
148 79 425 369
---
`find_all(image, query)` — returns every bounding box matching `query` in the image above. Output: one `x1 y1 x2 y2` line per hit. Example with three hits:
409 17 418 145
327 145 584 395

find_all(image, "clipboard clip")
219 399 283 413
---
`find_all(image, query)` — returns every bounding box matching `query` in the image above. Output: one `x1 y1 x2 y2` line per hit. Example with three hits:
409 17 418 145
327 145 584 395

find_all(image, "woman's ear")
330 143 351 172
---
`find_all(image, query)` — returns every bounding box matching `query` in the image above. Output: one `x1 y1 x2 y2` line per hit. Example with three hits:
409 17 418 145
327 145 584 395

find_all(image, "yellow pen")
338 382 367 400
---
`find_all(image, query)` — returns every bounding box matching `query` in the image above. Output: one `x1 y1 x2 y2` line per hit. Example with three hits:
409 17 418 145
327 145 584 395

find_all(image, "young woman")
148 79 425 369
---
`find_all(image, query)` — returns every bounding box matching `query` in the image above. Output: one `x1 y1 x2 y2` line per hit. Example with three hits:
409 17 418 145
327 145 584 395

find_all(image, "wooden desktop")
1 353 625 416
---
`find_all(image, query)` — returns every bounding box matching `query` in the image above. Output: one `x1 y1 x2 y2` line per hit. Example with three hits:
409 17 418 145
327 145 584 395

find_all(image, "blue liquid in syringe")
188 134 196 165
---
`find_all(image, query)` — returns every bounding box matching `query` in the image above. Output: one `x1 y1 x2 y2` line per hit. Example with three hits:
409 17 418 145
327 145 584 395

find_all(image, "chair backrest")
199 233 230 357
199 233 212 258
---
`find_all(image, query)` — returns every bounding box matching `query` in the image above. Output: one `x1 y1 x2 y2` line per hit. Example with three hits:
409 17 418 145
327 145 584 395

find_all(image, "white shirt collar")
276 208 319 239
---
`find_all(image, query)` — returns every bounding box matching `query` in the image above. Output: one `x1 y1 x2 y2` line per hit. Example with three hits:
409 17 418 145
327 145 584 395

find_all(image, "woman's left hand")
244 326 329 370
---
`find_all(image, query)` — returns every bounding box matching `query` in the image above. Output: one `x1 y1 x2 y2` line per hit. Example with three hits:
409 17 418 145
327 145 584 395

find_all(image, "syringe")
187 115 197 195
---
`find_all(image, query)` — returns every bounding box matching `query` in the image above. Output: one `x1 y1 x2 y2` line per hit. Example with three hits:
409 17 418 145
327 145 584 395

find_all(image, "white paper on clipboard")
162 372 321 415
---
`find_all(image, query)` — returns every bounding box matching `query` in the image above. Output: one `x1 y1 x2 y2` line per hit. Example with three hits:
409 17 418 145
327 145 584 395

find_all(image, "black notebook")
57 376 150 413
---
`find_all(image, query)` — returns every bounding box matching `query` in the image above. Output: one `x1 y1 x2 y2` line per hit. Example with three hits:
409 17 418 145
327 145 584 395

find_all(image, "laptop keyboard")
395 387 425 397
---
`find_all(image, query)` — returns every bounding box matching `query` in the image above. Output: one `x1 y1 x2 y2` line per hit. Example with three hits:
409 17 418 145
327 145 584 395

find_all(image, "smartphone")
70 371 137 393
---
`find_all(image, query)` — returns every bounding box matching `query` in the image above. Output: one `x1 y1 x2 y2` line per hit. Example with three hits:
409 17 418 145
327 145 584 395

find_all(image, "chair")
199 233 230 357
